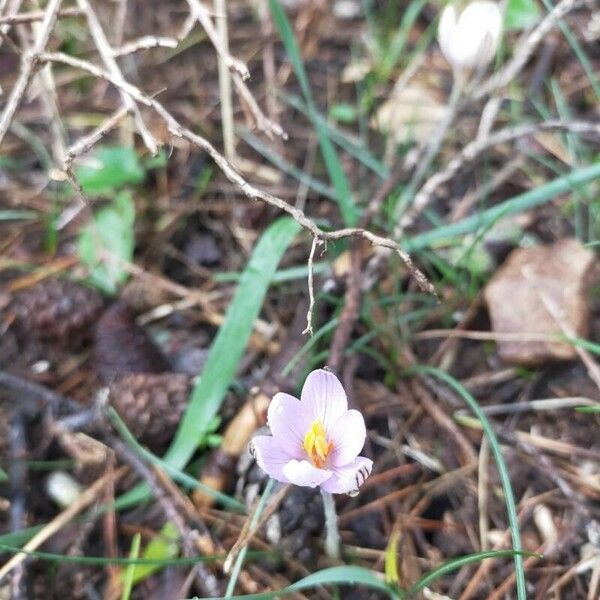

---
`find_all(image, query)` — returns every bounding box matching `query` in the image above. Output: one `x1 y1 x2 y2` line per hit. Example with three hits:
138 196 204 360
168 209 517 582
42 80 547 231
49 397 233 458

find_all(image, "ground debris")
483 238 596 365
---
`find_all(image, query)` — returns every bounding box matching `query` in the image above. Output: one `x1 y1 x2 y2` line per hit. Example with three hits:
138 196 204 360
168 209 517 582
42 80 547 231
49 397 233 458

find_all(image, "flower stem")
320 489 341 560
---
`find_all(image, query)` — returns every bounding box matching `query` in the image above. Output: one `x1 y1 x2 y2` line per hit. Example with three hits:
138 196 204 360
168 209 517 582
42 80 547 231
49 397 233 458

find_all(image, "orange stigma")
303 420 334 468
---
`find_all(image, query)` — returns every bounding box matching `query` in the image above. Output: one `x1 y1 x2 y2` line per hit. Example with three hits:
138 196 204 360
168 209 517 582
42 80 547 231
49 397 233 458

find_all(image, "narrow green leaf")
130 522 180 585
164 217 301 469
108 407 246 512
120 533 141 600
194 566 398 600
0 468 7 483
405 366 527 600
406 162 600 250
0 542 259 566
269 0 359 226
409 550 536 594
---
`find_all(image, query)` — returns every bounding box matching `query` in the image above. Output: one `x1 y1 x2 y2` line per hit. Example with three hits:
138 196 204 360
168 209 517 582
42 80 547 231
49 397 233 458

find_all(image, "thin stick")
0 0 62 145
0 467 126 582
474 0 582 98
0 6 81 25
75 0 158 154
185 0 249 79
412 119 600 218
302 235 320 336
214 0 235 161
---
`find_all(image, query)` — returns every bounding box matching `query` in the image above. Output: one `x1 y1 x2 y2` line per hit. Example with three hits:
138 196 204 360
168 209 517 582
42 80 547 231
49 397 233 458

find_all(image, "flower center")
303 420 334 468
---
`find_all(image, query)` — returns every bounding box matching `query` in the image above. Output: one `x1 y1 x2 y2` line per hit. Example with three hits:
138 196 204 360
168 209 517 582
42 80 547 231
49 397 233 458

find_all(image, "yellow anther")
303 420 333 468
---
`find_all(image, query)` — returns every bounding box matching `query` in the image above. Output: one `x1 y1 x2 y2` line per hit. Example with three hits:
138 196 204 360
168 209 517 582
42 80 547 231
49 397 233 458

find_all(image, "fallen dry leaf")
372 82 448 145
483 238 595 365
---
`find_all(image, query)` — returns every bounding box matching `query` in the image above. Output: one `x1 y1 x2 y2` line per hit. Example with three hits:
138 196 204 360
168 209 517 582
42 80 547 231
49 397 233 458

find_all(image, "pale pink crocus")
251 369 372 494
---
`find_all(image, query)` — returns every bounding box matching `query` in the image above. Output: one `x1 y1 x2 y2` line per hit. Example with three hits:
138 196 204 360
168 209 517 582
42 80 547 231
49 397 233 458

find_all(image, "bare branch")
112 35 178 57
0 7 80 25
40 50 435 295
410 120 600 218
185 0 250 79
302 235 321 336
75 0 158 154
0 0 62 145
474 0 582 98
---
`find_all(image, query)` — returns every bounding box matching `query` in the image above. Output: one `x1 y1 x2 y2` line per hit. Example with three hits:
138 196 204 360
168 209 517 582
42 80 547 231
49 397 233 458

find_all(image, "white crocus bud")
46 471 83 508
438 1 503 75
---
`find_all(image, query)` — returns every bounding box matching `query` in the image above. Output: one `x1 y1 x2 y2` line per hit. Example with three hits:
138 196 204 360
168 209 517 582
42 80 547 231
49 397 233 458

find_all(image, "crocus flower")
251 369 372 494
438 1 503 74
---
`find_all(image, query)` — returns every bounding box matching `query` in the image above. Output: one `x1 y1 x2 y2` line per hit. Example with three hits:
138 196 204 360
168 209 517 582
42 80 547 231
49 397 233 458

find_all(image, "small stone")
483 239 595 365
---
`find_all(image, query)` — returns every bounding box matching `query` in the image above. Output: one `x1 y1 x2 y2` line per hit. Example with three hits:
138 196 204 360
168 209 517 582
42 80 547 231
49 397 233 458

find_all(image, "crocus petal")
320 456 373 494
250 435 292 484
300 369 347 433
454 1 502 69
437 4 457 64
267 392 308 459
282 459 332 488
328 409 367 467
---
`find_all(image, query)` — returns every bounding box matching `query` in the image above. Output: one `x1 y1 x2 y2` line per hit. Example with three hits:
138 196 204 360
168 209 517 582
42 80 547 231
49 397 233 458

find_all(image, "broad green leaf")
116 217 301 511
78 191 135 295
0 468 7 483
505 0 540 30
165 217 301 468
76 146 145 196
130 522 180 585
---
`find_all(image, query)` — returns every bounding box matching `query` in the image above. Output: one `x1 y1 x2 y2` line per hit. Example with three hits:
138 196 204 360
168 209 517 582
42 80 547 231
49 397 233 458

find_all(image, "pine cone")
109 373 191 450
94 302 169 384
11 279 104 345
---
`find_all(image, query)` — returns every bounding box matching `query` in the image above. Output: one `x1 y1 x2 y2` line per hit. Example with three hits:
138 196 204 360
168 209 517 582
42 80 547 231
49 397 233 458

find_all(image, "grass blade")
406 162 600 250
406 366 526 600
115 217 300 510
409 550 535 595
269 0 359 226
120 533 141 600
194 565 398 600
108 407 246 512
165 216 301 469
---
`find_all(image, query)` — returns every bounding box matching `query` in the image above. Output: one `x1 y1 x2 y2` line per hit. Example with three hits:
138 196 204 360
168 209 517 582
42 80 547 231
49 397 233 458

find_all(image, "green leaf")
76 146 145 196
269 0 359 226
406 162 600 250
405 366 527 600
115 217 301 510
165 217 301 468
329 103 357 123
0 468 7 483
120 533 141 600
130 522 180 585
195 566 397 600
108 407 246 512
78 190 135 295
409 550 536 594
384 530 400 585
505 0 540 30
